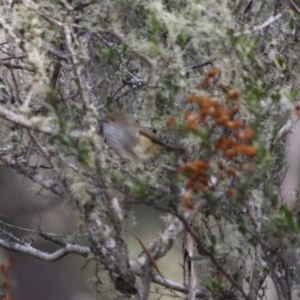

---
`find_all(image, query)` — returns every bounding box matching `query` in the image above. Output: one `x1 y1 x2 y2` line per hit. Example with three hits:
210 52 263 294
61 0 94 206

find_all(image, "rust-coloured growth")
177 68 257 198
295 104 300 118
226 90 240 101
165 116 175 127
181 191 194 211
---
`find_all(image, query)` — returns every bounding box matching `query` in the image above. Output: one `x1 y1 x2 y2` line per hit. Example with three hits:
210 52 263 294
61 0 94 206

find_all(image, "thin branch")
175 210 249 299
0 156 65 196
234 13 282 36
0 105 95 141
20 74 43 112
0 105 55 133
0 62 35 72
43 42 69 61
0 228 23 244
0 220 70 236
0 56 26 61
183 61 212 70
0 238 90 262
269 114 300 151
0 229 205 298
149 273 206 299
247 192 263 300
22 0 64 27
243 0 256 15
130 204 203 272
113 86 138 103
184 230 197 300
100 27 157 85
287 0 300 13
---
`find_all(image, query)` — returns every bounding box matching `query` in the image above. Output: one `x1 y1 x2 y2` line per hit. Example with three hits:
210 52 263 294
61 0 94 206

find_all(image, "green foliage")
1 0 300 299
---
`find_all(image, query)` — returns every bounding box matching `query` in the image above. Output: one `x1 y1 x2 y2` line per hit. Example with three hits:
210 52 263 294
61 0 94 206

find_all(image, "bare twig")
0 238 90 261
103 27 157 85
149 273 206 299
183 230 197 300
175 210 249 299
234 13 282 36
247 192 263 300
243 0 256 15
269 114 300 151
0 156 65 196
0 105 55 133
0 62 34 72
22 0 64 27
287 0 300 13
183 61 212 70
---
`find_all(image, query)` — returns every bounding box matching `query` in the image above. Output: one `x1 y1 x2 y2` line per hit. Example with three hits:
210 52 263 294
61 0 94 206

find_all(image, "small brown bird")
100 111 181 161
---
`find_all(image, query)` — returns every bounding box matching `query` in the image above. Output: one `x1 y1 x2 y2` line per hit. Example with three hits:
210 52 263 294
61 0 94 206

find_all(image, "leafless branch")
269 114 300 151
103 27 157 85
184 230 197 300
0 156 65 196
149 273 206 299
0 105 55 133
183 60 212 70
247 192 263 299
22 0 64 27
287 0 300 13
0 238 90 262
0 62 34 72
234 13 283 36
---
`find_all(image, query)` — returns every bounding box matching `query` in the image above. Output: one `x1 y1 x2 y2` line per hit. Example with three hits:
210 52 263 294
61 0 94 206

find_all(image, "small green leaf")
95 52 101 64
291 84 299 100
274 57 286 70
106 96 113 110
279 204 297 233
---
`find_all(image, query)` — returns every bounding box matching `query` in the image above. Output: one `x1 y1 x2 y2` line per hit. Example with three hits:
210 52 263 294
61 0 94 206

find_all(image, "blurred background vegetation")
0 0 300 299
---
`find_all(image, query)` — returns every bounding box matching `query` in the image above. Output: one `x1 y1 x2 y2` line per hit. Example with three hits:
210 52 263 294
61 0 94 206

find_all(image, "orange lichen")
0 256 13 297
202 68 222 86
225 168 236 176
219 83 228 93
243 163 253 172
183 113 199 130
226 119 243 129
237 125 256 142
187 95 197 103
234 144 257 157
165 116 175 127
179 160 210 191
215 137 236 151
296 104 300 117
227 188 238 197
232 104 241 112
198 95 214 114
206 67 222 78
214 109 232 125
182 111 191 120
179 69 257 195
195 84 201 90
217 160 224 170
179 160 209 174
185 120 198 130
225 149 237 159
226 90 240 101
203 77 211 86
199 176 209 185
181 191 194 211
